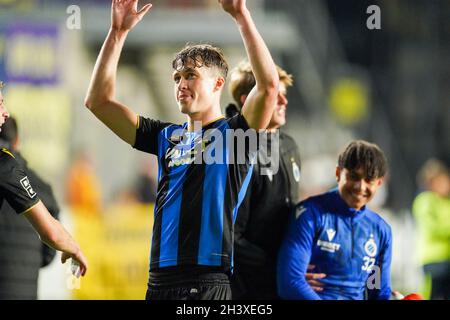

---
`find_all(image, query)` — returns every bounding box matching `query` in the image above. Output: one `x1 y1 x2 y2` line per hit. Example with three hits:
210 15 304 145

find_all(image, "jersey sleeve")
367 225 393 300
277 201 322 300
0 153 40 214
133 116 172 155
226 114 258 167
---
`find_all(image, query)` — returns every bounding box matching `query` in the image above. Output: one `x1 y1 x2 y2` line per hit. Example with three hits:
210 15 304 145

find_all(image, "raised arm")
23 200 88 277
220 0 279 130
84 0 152 145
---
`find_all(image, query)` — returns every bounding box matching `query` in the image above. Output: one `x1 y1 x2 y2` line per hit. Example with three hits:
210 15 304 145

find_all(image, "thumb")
137 3 152 19
61 252 69 264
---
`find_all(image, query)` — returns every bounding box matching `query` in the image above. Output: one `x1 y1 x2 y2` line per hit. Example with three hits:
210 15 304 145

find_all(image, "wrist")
109 27 129 40
232 8 251 25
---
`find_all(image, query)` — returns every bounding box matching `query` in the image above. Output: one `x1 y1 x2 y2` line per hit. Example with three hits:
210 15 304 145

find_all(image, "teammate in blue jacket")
277 140 392 300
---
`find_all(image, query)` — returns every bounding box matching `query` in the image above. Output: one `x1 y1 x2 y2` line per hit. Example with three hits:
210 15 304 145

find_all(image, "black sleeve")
26 168 60 267
133 116 172 155
0 152 40 214
226 114 258 167
227 114 251 131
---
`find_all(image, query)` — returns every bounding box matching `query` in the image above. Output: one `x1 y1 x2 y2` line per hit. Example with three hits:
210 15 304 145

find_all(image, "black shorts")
146 266 231 300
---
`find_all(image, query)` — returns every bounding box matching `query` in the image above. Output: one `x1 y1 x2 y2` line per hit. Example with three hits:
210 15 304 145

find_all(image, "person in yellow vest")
412 158 450 300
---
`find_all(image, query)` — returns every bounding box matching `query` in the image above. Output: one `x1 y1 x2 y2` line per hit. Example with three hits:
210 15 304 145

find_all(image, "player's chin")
179 104 192 114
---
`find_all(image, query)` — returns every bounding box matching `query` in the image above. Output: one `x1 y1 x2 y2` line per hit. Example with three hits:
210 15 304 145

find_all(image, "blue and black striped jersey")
134 114 256 272
277 189 392 300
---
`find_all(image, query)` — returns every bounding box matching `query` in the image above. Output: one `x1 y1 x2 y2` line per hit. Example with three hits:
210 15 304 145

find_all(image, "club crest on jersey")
292 160 300 182
364 235 377 257
20 177 36 199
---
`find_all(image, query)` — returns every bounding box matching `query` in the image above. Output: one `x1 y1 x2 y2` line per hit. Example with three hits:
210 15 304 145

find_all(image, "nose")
353 179 364 192
178 78 188 90
278 93 288 106
0 106 9 120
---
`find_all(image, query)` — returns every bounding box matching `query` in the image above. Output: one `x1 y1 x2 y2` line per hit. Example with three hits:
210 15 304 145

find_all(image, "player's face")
0 91 10 132
267 82 288 130
336 167 383 210
173 61 220 117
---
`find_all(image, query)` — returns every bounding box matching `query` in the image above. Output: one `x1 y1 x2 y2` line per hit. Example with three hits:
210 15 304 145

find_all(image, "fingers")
311 286 324 292
75 252 89 277
305 272 326 280
307 279 325 287
137 3 153 18
307 264 316 271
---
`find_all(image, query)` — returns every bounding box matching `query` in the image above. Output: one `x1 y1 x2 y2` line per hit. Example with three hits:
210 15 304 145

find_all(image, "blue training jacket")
277 189 392 300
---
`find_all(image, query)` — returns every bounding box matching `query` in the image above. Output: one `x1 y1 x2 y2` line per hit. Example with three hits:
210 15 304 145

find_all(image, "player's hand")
62 249 88 277
219 0 247 18
305 264 326 292
111 0 152 32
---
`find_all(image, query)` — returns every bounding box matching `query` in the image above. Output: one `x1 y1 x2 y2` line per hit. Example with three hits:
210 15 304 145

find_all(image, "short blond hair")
417 158 449 188
229 60 293 108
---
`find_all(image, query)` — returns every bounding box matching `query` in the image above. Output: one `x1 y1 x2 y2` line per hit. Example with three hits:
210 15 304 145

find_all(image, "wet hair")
0 116 17 149
172 44 228 79
229 60 293 108
338 140 387 180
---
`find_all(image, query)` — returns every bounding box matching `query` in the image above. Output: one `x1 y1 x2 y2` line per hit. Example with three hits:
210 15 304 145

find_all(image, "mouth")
277 107 286 115
351 192 367 201
178 92 192 101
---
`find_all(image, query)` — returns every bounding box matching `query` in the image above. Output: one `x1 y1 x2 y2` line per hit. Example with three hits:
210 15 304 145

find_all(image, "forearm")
24 201 80 256
234 9 278 91
278 267 322 300
85 28 128 107
40 217 81 257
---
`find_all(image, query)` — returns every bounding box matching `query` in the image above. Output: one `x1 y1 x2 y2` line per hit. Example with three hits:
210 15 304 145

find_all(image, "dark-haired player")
277 140 392 300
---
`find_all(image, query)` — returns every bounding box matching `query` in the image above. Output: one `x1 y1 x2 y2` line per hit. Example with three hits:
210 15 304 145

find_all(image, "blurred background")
0 0 448 299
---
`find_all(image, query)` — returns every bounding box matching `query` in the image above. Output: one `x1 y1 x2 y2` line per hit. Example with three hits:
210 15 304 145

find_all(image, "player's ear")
13 137 20 151
335 166 341 182
240 94 247 106
376 177 384 187
214 76 225 92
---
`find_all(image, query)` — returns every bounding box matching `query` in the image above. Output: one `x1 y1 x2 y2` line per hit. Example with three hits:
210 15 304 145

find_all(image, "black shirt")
0 148 39 214
0 150 59 299
232 131 302 299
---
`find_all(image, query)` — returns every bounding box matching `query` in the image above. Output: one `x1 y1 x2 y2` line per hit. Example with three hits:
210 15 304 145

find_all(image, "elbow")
263 78 279 98
84 95 109 113
84 97 94 111
84 95 100 112
258 78 279 105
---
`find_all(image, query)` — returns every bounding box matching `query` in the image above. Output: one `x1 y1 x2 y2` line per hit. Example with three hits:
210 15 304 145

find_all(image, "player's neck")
187 107 223 131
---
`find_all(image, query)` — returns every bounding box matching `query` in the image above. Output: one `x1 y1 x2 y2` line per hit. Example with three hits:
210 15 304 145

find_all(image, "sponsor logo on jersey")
20 177 36 199
326 228 336 242
317 239 341 253
317 229 340 253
